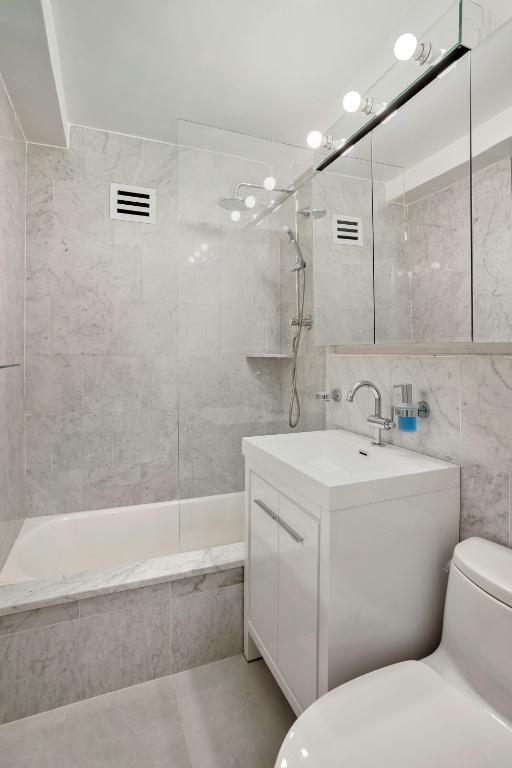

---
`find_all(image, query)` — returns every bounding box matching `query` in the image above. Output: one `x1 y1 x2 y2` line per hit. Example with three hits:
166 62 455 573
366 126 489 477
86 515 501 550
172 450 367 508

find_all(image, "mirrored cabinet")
312 15 512 348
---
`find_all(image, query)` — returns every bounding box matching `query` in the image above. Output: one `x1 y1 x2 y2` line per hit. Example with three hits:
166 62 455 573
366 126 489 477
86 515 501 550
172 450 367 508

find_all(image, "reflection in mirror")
471 17 512 341
372 53 472 343
312 136 374 345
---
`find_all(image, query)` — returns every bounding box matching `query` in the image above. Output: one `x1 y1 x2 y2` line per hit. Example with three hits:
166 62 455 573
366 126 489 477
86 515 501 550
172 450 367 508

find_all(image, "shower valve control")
316 388 342 403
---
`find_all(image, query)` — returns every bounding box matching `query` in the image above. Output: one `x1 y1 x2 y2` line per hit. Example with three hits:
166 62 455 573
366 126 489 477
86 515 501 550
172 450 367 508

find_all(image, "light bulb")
306 130 323 149
263 176 276 191
230 210 241 222
342 91 362 113
200 242 208 252
394 33 418 61
245 195 256 209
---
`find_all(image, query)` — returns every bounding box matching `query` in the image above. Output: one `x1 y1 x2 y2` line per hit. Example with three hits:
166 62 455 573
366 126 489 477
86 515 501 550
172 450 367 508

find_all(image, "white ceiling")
47 0 454 147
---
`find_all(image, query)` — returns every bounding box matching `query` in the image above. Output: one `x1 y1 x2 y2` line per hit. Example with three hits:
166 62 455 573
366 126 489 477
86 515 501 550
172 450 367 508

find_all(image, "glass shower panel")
312 135 374 346
176 120 311 526
372 52 472 344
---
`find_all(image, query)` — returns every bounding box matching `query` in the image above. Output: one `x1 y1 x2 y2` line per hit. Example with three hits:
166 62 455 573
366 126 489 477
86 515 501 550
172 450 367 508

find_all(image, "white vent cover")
110 183 156 223
332 214 363 246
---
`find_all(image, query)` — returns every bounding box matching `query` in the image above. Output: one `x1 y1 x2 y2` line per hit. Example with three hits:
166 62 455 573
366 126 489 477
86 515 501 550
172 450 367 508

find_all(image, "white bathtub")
0 492 244 584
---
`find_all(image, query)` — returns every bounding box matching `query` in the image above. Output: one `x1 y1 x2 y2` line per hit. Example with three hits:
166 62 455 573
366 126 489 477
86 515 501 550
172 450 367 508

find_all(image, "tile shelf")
0 363 20 370
244 352 293 360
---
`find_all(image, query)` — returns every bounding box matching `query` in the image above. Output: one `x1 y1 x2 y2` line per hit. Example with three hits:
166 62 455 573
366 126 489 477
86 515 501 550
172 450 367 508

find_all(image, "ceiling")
46 0 453 147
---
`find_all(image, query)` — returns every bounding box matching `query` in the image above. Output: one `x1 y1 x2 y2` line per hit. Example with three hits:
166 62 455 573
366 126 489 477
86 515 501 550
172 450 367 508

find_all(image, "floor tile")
0 676 191 768
173 655 295 768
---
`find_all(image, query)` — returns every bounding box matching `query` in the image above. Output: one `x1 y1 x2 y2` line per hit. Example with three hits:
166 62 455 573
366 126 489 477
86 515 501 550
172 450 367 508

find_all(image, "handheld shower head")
281 225 306 270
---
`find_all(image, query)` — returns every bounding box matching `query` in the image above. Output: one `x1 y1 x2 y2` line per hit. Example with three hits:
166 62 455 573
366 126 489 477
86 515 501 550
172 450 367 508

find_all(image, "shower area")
0 113 327 722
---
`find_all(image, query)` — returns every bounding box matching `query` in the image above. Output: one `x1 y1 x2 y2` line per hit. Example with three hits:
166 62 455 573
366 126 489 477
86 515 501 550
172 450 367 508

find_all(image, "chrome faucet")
346 380 394 447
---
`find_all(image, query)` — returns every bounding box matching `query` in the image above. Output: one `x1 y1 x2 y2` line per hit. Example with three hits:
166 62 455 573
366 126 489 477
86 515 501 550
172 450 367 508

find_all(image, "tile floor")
0 655 295 767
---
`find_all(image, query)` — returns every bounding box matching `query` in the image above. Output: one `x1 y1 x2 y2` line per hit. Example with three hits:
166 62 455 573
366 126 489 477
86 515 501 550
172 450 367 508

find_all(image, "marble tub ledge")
0 541 245 616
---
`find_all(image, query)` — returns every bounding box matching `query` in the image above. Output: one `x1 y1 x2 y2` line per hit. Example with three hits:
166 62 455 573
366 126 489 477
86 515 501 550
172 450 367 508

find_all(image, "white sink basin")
242 430 459 511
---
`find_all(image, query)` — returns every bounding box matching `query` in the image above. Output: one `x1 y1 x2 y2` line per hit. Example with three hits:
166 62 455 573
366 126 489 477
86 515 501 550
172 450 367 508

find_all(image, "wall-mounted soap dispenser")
392 383 430 433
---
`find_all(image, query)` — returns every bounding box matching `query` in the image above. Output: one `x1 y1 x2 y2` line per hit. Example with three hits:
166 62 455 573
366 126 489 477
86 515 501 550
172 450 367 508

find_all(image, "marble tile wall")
473 158 512 341
0 567 243 723
326 353 512 548
275 188 326 434
374 172 473 344
0 77 26 568
25 126 179 515
311 170 374 345
177 146 304 498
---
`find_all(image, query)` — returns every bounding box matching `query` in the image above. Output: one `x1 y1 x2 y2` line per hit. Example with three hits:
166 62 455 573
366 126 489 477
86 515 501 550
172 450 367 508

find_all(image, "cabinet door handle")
277 515 304 544
254 498 304 544
254 498 278 521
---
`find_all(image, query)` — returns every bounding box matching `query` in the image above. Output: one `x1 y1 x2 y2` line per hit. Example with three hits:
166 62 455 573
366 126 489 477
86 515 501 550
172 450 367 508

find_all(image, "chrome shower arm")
233 181 292 197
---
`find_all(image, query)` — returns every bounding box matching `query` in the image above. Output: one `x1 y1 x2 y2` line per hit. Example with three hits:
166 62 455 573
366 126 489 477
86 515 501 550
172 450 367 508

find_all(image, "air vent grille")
332 214 363 246
110 183 156 223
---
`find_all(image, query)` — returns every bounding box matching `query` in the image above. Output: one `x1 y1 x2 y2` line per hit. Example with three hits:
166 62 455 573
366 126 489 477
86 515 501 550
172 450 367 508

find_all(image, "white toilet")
275 537 512 767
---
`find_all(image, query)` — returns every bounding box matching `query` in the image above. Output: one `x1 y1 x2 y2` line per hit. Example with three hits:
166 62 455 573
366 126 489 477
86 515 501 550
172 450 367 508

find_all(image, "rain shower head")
298 207 327 219
218 196 247 212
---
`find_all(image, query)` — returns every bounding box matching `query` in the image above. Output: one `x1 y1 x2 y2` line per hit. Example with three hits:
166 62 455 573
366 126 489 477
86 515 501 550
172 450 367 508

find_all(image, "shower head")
298 207 327 219
218 196 247 212
281 225 306 270
281 225 296 243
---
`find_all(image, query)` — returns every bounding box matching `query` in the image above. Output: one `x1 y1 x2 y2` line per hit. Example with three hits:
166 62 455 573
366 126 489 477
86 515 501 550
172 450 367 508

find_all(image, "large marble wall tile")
113 409 174 466
52 412 113 471
113 300 170 355
461 356 512 472
408 179 472 343
79 583 170 618
0 602 78 637
473 159 512 341
388 356 461 460
81 464 142 511
179 304 220 357
0 598 170 723
460 462 510 546
26 468 83 517
171 583 243 673
26 355 82 414
25 127 180 514
83 355 142 412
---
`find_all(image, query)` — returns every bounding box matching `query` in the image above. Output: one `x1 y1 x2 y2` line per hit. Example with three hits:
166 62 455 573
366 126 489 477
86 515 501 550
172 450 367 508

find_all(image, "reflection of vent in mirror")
332 214 363 246
110 183 156 223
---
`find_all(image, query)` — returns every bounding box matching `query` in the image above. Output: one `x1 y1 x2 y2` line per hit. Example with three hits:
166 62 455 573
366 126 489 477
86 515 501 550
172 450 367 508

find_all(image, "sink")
242 429 459 511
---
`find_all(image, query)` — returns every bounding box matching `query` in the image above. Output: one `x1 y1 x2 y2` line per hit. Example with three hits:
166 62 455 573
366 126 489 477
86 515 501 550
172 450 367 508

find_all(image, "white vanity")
243 429 460 716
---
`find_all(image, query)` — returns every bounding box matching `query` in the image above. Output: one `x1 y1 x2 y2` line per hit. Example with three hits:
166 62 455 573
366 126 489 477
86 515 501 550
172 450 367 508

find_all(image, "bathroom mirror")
372 51 472 344
471 17 512 341
312 135 374 345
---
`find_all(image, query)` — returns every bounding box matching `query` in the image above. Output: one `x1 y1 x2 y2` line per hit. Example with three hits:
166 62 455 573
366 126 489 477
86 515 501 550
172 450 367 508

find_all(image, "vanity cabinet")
248 473 319 711
243 429 460 717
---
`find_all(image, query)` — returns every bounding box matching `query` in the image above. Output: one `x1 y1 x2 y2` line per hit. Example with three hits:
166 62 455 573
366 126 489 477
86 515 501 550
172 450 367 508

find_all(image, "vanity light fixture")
342 91 384 116
306 130 346 151
394 33 443 66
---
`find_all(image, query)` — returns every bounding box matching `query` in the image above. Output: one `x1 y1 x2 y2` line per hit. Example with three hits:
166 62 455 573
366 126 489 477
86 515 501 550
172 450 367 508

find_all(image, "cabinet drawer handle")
254 498 304 544
277 516 304 544
254 498 278 521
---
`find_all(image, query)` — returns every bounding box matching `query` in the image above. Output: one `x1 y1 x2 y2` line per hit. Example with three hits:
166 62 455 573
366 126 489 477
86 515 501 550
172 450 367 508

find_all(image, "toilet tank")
427 537 512 724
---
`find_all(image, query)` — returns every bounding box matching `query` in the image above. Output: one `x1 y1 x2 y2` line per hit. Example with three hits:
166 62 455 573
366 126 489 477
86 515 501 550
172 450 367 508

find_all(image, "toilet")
275 537 512 767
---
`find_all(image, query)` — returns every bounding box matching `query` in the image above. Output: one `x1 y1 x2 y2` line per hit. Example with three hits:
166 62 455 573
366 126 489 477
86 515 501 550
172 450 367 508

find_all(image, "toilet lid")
275 661 512 768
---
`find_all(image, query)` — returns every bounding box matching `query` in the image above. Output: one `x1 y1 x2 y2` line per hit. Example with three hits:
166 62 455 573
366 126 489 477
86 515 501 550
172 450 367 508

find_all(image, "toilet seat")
275 660 512 768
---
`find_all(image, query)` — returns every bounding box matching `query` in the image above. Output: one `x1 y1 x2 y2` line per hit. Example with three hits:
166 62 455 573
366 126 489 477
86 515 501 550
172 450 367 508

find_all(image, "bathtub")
0 492 244 584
